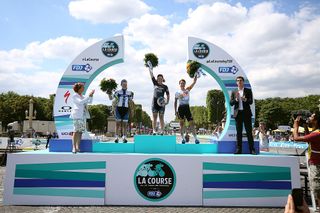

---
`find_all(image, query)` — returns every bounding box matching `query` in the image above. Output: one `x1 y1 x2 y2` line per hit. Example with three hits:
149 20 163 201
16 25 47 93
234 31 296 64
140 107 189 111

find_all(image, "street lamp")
25 99 37 137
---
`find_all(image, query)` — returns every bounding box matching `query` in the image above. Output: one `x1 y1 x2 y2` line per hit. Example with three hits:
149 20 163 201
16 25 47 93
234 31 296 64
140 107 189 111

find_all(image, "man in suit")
230 76 256 155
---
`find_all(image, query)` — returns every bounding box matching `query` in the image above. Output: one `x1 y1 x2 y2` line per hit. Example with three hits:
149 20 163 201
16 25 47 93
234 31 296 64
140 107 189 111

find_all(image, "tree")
255 95 320 129
258 101 290 130
190 106 208 128
133 104 142 124
206 90 225 125
88 104 110 132
141 111 152 128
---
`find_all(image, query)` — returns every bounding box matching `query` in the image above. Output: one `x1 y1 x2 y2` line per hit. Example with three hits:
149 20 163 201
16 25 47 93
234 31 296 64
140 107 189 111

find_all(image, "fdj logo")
102 41 119 57
218 66 239 74
134 158 176 201
72 64 92 73
193 42 209 59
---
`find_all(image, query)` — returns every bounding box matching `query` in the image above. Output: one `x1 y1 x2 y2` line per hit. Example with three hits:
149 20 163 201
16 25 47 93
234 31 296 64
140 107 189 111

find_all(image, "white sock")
115 135 119 139
193 133 198 140
122 135 126 139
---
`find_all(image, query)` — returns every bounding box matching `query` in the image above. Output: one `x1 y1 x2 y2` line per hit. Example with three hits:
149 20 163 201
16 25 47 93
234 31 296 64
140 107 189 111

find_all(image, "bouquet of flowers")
186 60 201 78
144 53 159 68
100 78 117 94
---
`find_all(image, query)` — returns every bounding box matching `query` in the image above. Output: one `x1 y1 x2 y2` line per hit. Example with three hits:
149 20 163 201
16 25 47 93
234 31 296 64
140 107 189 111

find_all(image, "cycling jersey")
113 89 133 108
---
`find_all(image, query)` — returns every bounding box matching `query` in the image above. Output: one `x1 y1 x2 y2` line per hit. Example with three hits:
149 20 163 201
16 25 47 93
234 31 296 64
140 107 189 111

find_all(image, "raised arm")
293 116 310 141
73 94 93 105
186 76 197 91
148 66 154 80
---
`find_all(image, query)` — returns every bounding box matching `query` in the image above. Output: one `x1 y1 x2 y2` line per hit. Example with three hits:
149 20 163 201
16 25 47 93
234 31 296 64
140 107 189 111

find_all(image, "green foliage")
132 104 142 124
130 104 152 128
0 91 54 128
142 111 152 128
144 53 158 68
190 106 208 128
206 90 225 124
255 95 320 129
186 60 201 78
257 101 290 130
100 78 117 93
88 104 110 131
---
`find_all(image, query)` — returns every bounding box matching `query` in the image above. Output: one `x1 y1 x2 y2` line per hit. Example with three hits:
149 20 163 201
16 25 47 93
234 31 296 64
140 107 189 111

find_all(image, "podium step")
93 142 134 153
134 135 176 153
176 143 218 154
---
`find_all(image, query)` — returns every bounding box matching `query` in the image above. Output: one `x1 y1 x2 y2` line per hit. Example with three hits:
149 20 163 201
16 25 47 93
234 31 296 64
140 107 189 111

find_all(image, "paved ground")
0 166 287 213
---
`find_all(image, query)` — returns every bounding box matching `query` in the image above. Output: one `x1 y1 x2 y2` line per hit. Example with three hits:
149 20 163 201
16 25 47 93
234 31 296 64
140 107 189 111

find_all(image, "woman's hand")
89 90 95 97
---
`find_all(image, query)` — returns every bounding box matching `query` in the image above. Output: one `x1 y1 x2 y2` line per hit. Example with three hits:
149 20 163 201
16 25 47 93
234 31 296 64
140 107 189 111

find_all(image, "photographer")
293 112 320 207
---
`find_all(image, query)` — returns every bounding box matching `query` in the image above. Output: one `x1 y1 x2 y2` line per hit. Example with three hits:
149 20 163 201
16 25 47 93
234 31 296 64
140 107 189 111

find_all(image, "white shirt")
175 89 190 106
114 89 133 108
238 88 244 110
70 93 93 119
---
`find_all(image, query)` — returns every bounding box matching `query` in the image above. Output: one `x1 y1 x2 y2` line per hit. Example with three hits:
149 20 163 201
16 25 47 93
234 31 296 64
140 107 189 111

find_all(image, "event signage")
134 158 176 201
53 36 124 138
188 37 255 142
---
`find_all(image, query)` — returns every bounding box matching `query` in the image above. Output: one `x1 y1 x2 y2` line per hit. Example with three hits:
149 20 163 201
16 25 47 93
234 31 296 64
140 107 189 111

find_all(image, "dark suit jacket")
230 88 253 118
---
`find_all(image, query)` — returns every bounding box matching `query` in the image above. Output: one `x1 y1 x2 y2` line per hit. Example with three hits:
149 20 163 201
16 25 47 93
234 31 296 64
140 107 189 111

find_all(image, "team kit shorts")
115 106 129 122
152 100 165 114
178 104 193 121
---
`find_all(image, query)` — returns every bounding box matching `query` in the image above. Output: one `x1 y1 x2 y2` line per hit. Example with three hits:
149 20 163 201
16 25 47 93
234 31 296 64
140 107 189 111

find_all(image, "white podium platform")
4 150 300 207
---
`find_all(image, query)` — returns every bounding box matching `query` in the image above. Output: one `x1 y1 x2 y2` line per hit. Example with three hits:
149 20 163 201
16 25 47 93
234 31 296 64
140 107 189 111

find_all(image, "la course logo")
193 42 209 59
134 158 176 202
101 41 119 57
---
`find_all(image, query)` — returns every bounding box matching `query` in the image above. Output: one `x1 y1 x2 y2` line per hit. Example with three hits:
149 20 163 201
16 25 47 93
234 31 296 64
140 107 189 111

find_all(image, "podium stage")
3 136 300 207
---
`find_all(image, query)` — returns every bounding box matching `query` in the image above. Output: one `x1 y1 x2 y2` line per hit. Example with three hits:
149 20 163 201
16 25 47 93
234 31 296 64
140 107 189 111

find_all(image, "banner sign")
53 36 124 139
188 37 255 142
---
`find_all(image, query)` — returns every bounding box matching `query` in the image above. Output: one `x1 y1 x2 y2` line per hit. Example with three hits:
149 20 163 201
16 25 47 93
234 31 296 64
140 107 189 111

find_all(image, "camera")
291 110 311 125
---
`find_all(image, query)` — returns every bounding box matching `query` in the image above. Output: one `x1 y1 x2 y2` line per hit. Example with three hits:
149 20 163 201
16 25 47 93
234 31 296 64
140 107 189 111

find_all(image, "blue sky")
1 0 317 49
0 0 320 121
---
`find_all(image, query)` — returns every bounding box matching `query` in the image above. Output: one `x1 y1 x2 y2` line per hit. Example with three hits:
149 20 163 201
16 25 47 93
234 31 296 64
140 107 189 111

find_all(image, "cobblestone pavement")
0 166 286 213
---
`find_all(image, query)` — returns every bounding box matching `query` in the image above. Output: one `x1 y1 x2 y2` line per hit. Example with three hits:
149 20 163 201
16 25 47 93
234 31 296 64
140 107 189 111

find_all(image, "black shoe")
115 138 119 143
123 138 128 143
250 149 257 155
234 149 242 154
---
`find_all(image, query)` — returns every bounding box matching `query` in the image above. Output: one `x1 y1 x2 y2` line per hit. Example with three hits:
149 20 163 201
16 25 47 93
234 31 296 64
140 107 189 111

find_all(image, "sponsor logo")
218 66 239 74
134 158 176 202
82 57 99 62
58 106 72 113
64 91 71 104
206 59 233 64
61 132 73 136
193 42 209 59
71 63 92 72
102 41 119 57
